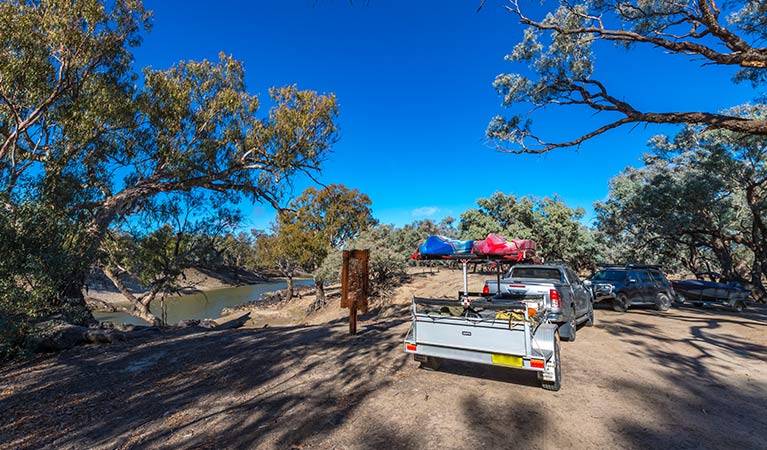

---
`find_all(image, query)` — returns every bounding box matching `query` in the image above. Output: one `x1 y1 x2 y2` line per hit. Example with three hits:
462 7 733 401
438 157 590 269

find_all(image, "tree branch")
506 1 767 68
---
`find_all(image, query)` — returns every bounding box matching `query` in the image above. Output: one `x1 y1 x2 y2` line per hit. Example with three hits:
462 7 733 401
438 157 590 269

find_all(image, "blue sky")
133 0 758 231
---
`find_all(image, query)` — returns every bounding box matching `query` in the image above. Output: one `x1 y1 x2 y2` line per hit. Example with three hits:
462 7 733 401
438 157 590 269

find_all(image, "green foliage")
102 193 241 296
458 192 601 270
385 218 458 263
317 225 408 293
0 199 93 358
279 184 375 281
253 220 323 280
596 105 767 298
288 184 375 250
488 1 767 153
1 0 341 341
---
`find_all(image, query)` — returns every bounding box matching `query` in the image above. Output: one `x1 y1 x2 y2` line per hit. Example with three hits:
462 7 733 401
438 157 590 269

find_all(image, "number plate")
491 354 523 367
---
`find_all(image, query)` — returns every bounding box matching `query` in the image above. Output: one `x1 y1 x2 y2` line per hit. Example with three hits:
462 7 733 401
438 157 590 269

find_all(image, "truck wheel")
655 293 671 311
612 295 628 313
541 335 561 391
419 356 441 371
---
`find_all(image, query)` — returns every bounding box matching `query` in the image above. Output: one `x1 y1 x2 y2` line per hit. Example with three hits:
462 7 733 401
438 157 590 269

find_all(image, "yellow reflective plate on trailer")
491 354 523 367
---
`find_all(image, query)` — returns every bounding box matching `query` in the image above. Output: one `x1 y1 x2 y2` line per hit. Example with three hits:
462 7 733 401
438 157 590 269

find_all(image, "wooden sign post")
341 249 369 335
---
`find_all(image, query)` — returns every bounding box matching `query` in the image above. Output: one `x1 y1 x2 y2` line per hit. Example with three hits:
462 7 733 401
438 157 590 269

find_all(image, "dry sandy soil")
2 269 766 450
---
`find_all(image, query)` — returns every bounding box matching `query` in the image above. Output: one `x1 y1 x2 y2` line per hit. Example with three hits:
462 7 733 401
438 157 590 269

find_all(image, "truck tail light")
406 343 417 352
531 359 545 369
549 289 561 308
482 285 490 295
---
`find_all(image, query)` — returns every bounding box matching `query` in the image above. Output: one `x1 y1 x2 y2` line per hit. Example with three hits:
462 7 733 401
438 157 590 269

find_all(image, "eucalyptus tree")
315 225 407 299
487 0 767 153
459 192 601 269
0 1 339 324
597 105 767 299
97 193 241 325
281 184 375 309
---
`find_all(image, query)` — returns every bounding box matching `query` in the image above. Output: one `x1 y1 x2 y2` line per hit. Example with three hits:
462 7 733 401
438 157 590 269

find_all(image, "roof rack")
597 263 663 270
412 253 537 263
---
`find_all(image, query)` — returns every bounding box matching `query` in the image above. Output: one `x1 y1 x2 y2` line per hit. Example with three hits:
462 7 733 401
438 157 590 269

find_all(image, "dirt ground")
2 269 766 450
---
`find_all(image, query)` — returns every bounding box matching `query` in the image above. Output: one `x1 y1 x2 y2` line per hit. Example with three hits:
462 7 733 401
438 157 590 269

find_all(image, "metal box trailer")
403 257 563 391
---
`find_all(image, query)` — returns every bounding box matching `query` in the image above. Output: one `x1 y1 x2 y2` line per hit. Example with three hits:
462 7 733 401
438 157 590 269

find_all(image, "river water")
93 279 314 326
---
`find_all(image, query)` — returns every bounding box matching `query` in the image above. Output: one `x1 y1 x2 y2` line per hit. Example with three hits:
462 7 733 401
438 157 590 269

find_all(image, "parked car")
589 264 674 312
672 279 750 312
484 263 594 342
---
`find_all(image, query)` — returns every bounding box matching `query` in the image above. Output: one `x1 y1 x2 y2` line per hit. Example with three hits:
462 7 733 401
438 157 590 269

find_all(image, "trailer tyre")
541 335 562 392
655 293 671 311
612 294 628 313
419 356 441 371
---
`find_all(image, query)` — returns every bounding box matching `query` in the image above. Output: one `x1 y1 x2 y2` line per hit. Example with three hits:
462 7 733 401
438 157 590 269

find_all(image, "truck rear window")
510 267 562 281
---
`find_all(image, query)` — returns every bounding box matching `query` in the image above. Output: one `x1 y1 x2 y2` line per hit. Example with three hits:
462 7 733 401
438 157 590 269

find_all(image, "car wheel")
541 334 562 391
732 301 745 313
612 294 628 313
655 293 671 311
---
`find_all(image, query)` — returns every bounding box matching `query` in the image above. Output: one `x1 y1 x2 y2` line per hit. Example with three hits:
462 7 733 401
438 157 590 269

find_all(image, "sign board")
341 249 369 334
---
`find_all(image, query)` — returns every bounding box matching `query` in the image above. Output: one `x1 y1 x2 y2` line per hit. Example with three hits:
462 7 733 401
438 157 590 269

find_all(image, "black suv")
589 264 674 312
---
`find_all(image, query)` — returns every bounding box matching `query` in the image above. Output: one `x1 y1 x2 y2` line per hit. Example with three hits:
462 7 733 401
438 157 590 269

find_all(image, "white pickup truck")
483 263 594 341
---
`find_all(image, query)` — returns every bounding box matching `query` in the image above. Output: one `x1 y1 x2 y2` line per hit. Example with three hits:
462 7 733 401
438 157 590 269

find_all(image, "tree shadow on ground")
0 305 411 450
599 307 767 449
422 359 541 389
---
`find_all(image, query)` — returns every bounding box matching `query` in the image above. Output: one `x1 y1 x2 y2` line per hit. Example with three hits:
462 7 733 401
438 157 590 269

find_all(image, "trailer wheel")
612 295 628 313
541 335 561 391
732 301 745 313
655 293 671 311
419 356 441 371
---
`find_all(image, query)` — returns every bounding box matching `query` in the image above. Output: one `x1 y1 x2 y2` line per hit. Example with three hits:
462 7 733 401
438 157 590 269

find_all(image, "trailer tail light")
549 289 561 308
482 285 489 295
531 359 545 369
405 343 417 352
527 306 538 317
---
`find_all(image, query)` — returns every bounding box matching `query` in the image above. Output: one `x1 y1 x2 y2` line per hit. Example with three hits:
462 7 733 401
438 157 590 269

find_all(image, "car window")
637 271 652 282
510 267 562 281
566 269 580 284
627 270 641 281
649 270 669 283
592 270 627 281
